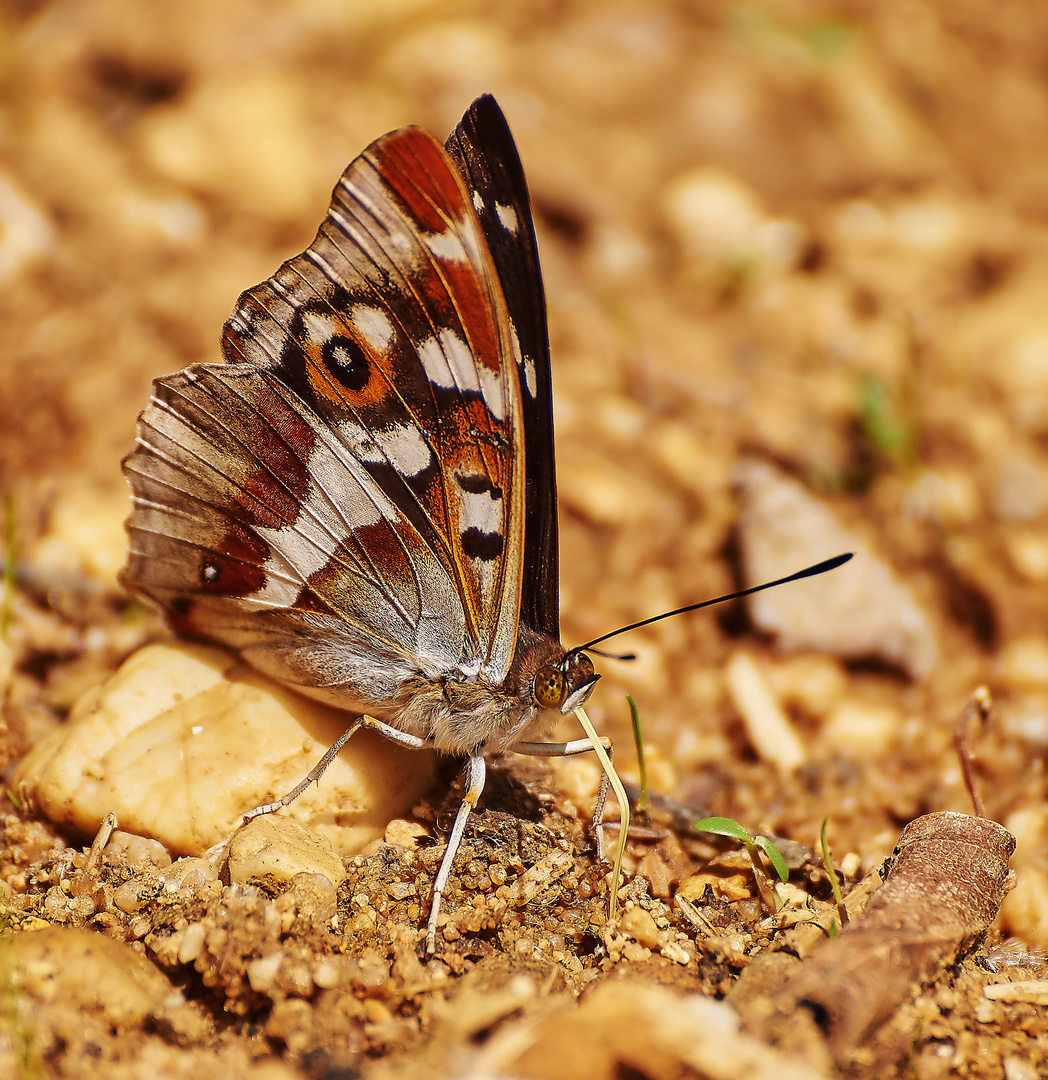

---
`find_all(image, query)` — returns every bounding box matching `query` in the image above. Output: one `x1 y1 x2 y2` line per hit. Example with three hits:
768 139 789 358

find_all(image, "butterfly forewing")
445 96 560 643
124 124 530 695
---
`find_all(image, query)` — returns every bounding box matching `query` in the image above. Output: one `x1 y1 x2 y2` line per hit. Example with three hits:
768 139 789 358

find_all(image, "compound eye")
534 664 567 709
567 651 595 685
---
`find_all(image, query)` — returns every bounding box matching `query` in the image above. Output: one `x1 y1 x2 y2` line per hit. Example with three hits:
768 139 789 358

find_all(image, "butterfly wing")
123 124 529 707
445 96 560 642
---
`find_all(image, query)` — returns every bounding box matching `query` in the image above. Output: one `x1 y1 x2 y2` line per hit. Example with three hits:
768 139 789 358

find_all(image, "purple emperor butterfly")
122 96 608 952
122 95 852 951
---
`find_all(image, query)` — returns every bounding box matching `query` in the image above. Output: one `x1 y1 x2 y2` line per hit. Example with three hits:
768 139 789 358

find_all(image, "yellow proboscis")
574 705 629 928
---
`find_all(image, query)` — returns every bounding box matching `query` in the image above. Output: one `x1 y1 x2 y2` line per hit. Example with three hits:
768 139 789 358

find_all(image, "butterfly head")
533 650 599 714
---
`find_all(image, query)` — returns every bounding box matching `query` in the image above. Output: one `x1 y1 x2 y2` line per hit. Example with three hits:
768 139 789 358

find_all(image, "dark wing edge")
445 95 560 641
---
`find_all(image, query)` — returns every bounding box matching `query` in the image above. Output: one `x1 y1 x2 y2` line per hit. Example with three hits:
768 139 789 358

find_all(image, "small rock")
1005 530 1048 583
104 831 172 869
995 456 1048 522
0 169 54 284
27 487 129 586
662 166 804 271
177 922 207 965
999 636 1048 687
312 959 342 989
734 459 938 678
112 877 156 914
384 819 429 849
275 872 339 926
998 696 1048 749
620 906 660 949
821 701 903 758
767 654 848 719
660 941 693 966
11 642 437 857
159 857 218 889
11 927 170 1024
138 71 323 218
227 816 345 888
247 951 284 994
725 651 805 772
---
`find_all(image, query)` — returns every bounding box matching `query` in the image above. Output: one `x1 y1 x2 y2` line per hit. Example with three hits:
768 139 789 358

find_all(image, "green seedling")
1 494 15 642
626 695 649 813
694 816 790 913
820 816 848 933
860 374 915 464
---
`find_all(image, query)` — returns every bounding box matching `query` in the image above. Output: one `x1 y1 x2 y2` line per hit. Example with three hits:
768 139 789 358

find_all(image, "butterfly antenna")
587 646 636 661
574 552 854 653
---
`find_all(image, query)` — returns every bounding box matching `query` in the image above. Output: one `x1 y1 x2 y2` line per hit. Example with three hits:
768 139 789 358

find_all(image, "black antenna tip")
796 552 854 579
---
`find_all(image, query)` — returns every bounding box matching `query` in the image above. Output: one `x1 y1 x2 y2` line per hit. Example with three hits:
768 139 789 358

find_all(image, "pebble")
0 638 13 694
724 651 805 772
820 700 903 758
312 959 342 989
26 486 130 586
766 654 848 719
11 927 170 1023
677 871 752 903
138 70 323 218
995 456 1048 522
1001 865 1048 950
113 878 155 914
383 819 429 849
104 831 172 869
734 459 938 679
247 952 284 994
1005 530 1048 583
227 816 345 889
999 806 1048 948
619 906 660 949
998 636 1048 687
12 642 437 857
159 857 218 890
662 165 803 271
177 922 207 965
0 169 54 284
998 696 1048 749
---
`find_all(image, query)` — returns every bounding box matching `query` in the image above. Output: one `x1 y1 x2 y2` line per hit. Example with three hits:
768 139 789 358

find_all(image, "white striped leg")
244 714 429 820
426 753 486 955
515 737 613 866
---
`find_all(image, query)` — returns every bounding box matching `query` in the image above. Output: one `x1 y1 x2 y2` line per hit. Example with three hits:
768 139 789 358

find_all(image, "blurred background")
3 1 1048 943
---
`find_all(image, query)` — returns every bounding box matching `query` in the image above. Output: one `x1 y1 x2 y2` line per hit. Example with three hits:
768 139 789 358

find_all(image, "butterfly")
121 95 611 953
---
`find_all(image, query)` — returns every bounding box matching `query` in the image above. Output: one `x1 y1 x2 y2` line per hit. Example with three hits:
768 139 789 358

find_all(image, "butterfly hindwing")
123 361 472 703
445 96 560 643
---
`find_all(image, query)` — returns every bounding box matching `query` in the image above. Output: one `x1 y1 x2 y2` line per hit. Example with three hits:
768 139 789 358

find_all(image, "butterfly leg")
427 753 486 955
515 738 614 866
244 715 430 820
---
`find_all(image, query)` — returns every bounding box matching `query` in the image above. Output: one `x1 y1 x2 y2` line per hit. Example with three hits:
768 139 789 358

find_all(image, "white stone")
13 642 437 857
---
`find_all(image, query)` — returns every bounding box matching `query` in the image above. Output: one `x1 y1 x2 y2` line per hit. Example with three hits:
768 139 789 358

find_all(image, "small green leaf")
754 836 790 882
694 816 753 843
